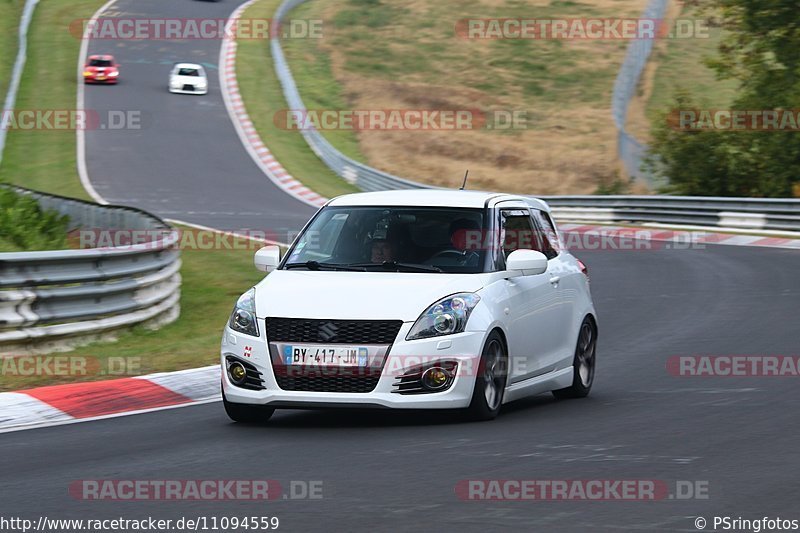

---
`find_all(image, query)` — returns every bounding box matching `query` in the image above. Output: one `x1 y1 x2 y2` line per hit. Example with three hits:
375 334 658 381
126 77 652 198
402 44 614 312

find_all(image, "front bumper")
221 321 485 410
84 76 118 84
169 86 208 95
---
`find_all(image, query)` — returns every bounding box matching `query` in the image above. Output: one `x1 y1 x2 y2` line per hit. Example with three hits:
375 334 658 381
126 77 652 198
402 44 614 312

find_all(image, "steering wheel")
429 250 466 261
429 249 479 264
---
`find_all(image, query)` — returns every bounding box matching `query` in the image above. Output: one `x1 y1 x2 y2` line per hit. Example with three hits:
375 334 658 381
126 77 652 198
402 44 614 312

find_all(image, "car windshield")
89 59 113 67
178 68 200 77
283 206 492 274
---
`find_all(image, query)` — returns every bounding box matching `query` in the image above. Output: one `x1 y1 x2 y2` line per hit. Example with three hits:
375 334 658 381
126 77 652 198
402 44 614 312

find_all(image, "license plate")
96 76 106 80
283 345 369 367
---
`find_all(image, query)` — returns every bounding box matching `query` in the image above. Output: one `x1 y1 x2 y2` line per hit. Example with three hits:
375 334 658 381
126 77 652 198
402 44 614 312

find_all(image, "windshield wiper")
283 261 366 272
346 261 442 273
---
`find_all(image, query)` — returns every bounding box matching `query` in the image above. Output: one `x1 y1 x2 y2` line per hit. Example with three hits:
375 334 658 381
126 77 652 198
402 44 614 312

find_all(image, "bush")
648 95 800 198
646 0 800 197
0 188 69 251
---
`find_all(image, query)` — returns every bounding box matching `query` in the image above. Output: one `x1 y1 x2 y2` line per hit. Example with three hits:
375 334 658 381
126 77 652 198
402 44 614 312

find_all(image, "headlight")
170 79 180 87
108 71 119 77
406 293 480 340
83 71 92 76
229 287 259 337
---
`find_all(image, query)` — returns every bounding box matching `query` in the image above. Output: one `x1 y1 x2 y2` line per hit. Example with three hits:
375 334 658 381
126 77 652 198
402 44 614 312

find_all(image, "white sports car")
168 63 208 95
221 190 597 422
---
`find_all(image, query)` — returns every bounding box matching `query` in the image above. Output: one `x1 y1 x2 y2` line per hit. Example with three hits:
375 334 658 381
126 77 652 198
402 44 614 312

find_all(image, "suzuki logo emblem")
319 322 339 341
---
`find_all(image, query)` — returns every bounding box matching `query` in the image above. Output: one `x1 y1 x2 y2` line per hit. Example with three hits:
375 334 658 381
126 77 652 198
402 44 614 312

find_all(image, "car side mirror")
254 245 281 273
506 249 548 277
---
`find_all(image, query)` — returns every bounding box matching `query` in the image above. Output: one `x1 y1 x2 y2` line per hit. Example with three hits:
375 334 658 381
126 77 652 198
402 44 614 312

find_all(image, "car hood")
171 75 205 84
254 271 491 321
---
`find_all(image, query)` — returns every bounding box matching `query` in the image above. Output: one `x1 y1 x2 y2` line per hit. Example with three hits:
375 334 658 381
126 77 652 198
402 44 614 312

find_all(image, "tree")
647 0 800 197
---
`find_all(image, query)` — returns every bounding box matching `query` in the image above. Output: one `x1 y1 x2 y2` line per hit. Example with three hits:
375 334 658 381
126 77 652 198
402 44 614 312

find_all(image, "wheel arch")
584 313 598 333
488 326 509 354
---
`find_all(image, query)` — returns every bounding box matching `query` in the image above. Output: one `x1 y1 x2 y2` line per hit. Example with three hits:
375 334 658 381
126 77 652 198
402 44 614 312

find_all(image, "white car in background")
169 63 208 95
221 190 597 423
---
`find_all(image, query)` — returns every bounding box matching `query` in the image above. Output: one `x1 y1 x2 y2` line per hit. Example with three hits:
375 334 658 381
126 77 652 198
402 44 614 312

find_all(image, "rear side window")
531 209 560 259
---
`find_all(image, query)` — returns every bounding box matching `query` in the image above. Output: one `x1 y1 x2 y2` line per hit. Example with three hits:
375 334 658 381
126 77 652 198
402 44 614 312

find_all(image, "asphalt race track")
6 0 798 531
2 243 799 531
83 0 316 234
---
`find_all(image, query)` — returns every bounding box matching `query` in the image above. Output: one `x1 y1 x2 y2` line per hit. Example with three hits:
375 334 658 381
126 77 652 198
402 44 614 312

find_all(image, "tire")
465 331 508 421
552 317 597 399
223 392 275 423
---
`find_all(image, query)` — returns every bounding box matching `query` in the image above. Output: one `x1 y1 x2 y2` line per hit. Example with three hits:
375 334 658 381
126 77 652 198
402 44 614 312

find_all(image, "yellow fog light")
229 361 247 385
421 367 451 391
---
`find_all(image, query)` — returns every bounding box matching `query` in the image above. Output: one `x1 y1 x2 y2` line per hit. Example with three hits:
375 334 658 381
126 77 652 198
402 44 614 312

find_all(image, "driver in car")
370 235 397 263
449 218 482 253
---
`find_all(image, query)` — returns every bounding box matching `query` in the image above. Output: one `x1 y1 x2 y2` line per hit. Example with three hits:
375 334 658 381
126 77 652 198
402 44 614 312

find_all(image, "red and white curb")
0 366 219 433
558 223 800 250
2 223 797 433
219 0 328 209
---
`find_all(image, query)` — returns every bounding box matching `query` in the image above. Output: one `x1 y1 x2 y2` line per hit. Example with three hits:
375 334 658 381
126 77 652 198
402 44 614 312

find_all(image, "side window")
531 209 559 259
501 210 537 260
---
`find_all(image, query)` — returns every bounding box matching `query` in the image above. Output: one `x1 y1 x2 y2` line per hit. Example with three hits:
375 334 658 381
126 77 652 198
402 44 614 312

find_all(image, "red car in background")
83 55 119 84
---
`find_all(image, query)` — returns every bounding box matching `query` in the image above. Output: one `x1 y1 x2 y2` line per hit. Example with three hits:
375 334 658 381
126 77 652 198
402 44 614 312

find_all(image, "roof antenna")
459 170 470 190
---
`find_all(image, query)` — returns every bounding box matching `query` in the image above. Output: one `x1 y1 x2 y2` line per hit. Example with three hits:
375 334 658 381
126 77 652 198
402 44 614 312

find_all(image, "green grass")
0 0 99 198
647 11 739 120
0 0 24 104
0 229 266 391
286 0 626 113
235 0 359 199
314 0 627 105
0 0 274 390
282 7 365 163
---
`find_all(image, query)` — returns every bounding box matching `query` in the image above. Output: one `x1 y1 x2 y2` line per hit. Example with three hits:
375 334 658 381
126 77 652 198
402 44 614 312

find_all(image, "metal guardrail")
272 0 431 193
270 0 800 233
0 187 182 353
611 0 668 185
543 196 800 232
0 0 40 165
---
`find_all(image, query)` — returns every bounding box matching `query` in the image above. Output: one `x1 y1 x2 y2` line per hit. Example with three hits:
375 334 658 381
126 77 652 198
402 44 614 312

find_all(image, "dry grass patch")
284 0 649 194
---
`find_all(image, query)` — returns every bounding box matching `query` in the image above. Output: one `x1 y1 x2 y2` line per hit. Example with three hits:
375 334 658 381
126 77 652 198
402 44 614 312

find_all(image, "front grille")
266 318 402 345
275 375 380 393
272 364 382 393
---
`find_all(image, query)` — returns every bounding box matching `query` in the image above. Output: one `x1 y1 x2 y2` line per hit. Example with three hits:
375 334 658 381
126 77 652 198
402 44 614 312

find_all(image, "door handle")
549 276 560 285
